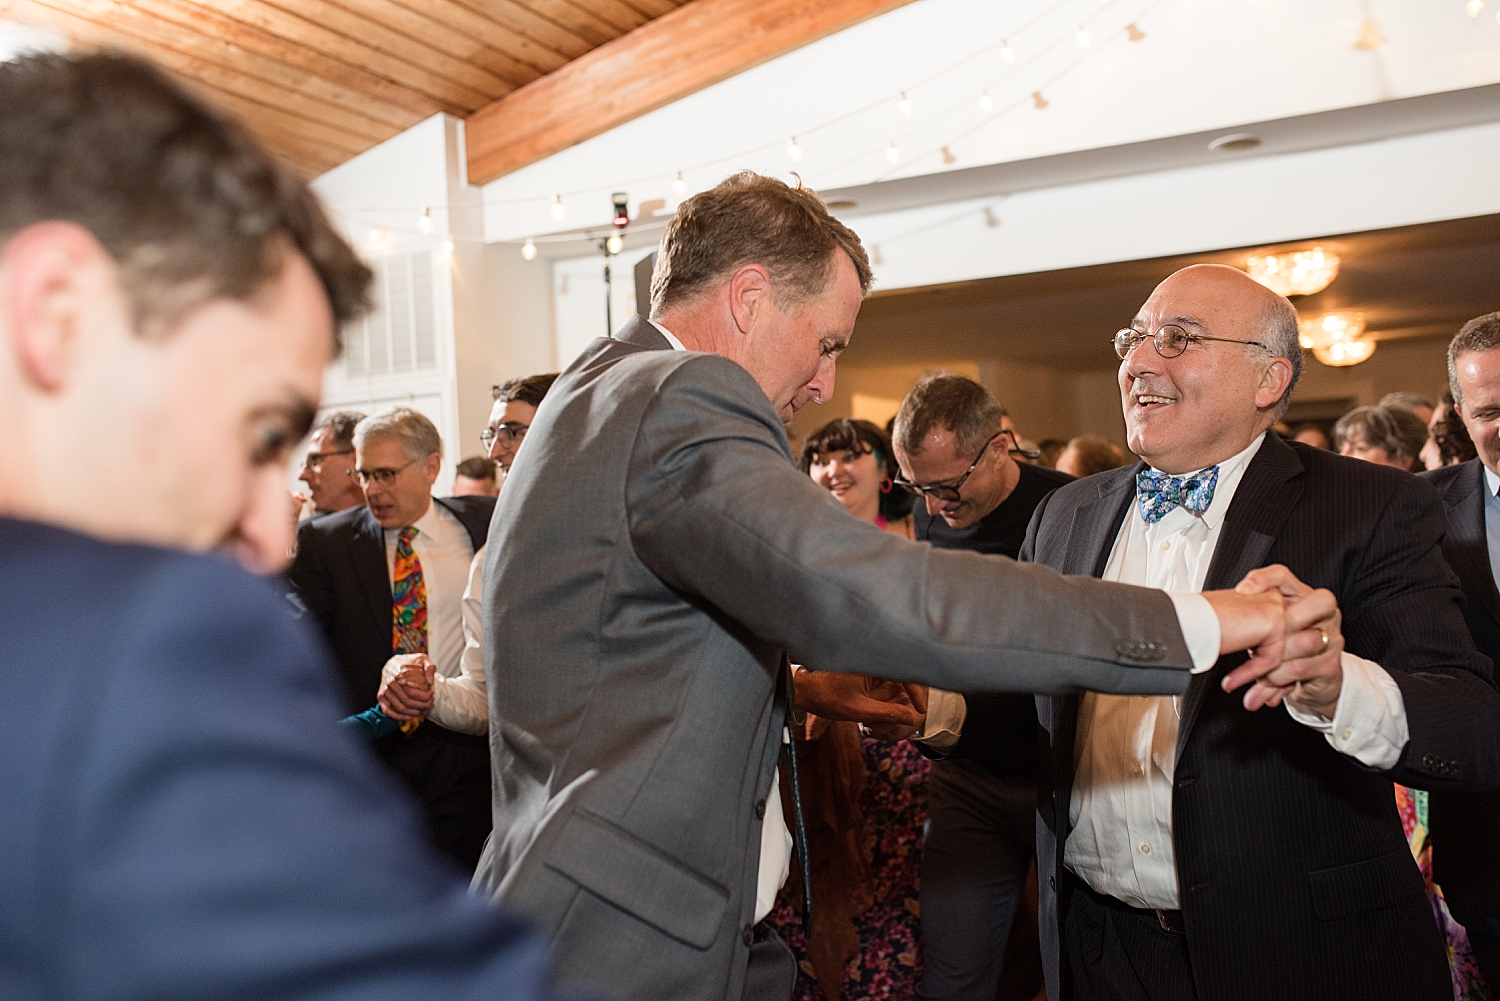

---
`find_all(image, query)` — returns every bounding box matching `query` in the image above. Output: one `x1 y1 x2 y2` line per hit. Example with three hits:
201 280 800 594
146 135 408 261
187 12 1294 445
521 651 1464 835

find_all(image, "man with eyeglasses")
483 373 559 477
289 407 497 870
296 410 366 517
1022 264 1500 1001
887 372 1073 1001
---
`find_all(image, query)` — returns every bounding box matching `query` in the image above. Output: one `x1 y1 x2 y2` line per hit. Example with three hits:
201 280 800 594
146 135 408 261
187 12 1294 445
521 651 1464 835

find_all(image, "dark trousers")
1470 927 1500 995
742 923 797 1001
1063 877 1197 1001
376 722 492 872
918 759 1036 1001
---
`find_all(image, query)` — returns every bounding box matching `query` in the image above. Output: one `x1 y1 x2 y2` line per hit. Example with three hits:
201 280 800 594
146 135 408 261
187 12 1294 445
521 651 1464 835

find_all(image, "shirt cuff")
1283 652 1408 770
1168 591 1220 674
913 689 968 752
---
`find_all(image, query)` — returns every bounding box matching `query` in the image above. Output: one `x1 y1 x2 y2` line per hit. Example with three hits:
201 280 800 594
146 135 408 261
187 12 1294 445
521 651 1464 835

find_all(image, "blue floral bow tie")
1135 466 1220 524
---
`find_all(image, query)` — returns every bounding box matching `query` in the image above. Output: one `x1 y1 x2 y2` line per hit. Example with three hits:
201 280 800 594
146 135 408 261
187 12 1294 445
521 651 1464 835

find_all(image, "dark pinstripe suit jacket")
1422 458 1500 940
1023 432 1500 1001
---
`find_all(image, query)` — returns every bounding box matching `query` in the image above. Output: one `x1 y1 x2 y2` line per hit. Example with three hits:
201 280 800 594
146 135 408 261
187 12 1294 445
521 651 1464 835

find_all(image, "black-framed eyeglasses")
480 422 529 449
302 448 353 470
892 437 995 502
1114 323 1270 361
348 460 414 487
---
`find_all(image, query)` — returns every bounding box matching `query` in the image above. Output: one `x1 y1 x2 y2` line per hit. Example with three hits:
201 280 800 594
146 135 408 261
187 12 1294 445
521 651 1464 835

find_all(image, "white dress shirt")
427 544 490 735
650 319 792 923
1065 434 1409 910
384 501 475 691
1482 465 1500 592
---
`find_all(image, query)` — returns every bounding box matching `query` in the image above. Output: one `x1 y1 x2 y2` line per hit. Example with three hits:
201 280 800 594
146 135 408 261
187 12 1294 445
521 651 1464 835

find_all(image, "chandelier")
1246 247 1340 297
1298 310 1375 367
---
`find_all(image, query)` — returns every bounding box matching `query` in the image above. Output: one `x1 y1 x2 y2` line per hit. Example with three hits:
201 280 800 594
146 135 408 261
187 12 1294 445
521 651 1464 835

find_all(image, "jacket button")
755 798 767 820
743 924 755 947
1422 753 1437 769
1049 875 1057 891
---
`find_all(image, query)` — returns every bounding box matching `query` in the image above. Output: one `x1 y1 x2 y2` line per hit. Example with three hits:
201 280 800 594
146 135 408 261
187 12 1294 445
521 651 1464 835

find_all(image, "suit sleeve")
625 355 1194 698
52 561 564 999
287 519 336 626
1342 474 1500 791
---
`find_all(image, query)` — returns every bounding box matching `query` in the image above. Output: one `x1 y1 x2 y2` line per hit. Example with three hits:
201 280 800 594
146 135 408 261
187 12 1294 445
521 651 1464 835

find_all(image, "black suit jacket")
1422 458 1500 939
1023 432 1500 1001
289 495 495 713
288 495 497 869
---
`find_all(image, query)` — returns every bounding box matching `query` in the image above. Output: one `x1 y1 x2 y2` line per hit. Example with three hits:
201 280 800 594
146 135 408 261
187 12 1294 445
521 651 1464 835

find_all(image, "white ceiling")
478 0 1500 243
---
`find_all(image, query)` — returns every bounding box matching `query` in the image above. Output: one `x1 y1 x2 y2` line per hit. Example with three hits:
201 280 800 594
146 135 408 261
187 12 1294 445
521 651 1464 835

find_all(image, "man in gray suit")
477 172 1334 1001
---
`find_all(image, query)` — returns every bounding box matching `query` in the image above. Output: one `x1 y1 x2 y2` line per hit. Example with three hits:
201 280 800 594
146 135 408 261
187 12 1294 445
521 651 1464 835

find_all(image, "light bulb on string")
1000 39 1015 63
441 240 453 256
1467 0 1484 16
898 91 913 115
886 143 901 164
1076 25 1091 46
979 90 993 112
606 234 624 255
418 207 433 234
550 195 566 222
786 137 802 162
521 239 537 261
672 172 686 196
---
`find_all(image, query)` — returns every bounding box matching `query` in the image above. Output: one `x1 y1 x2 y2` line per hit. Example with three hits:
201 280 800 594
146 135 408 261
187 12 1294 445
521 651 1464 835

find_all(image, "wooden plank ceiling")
1 0 695 177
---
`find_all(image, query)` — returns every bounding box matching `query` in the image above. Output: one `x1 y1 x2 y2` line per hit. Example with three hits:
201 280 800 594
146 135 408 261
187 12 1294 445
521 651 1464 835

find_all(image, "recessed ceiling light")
1209 133 1263 152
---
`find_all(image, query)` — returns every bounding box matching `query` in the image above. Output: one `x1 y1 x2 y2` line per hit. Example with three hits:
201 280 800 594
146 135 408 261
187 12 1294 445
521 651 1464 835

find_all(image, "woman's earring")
880 476 893 493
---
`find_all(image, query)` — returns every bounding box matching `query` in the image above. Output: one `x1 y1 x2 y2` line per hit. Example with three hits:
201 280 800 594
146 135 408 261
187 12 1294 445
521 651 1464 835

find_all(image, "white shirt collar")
386 497 441 541
648 319 686 352
1141 432 1267 532
1484 463 1500 503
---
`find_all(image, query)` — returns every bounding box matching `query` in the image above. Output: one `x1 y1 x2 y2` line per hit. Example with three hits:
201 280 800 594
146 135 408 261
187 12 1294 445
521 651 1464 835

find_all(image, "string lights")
418 207 433 234
898 91 913 115
1000 39 1015 63
1466 0 1484 15
886 143 901 163
786 137 803 162
1075 25 1091 46
672 172 686 195
979 90 993 112
522 238 537 260
550 195 566 221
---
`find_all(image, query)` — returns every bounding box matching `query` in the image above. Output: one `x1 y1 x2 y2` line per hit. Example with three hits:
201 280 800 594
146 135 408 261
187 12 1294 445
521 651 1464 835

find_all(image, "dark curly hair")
798 418 913 523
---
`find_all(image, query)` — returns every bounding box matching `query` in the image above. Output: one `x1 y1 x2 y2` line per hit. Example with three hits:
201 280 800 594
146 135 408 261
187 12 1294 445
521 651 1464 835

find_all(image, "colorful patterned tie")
1135 465 1220 524
391 525 427 734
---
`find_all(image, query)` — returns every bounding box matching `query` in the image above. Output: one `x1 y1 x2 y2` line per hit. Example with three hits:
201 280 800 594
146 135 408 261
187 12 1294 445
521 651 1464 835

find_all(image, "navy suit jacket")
0 516 566 1000
1422 458 1500 939
1023 433 1500 1001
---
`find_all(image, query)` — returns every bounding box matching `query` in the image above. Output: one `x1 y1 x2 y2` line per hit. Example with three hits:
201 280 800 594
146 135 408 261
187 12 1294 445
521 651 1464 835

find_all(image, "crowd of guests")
8 49 1500 1001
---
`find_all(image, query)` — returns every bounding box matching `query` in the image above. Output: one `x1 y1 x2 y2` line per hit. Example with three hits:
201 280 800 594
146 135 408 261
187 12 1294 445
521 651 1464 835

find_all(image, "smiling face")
893 427 1015 530
809 443 883 523
1454 347 1500 477
741 250 863 424
1119 265 1293 475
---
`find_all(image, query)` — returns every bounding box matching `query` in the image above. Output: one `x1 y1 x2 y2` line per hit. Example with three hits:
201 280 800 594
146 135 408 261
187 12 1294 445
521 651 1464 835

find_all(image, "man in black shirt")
892 373 1073 1001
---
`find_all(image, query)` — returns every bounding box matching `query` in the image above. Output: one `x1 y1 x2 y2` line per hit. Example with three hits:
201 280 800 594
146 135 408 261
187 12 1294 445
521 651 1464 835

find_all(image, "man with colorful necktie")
1017 264 1500 1001
289 407 496 870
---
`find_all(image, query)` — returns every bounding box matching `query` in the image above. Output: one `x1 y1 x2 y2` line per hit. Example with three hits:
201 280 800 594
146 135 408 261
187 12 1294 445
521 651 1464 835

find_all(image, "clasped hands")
794 564 1346 737
377 654 436 721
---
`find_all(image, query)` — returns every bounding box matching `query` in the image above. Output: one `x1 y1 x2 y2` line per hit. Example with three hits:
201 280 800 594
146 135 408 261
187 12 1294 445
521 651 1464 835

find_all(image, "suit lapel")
614 314 671 351
1063 466 1138 576
1440 460 1500 631
351 506 393 638
1178 432 1304 753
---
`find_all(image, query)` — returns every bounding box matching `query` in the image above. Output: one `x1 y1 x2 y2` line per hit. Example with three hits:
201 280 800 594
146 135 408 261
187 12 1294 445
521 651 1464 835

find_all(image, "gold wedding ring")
1316 626 1330 656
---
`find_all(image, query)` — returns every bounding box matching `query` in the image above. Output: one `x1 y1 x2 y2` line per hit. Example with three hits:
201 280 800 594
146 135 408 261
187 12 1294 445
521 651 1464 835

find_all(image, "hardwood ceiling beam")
465 0 917 185
380 0 572 74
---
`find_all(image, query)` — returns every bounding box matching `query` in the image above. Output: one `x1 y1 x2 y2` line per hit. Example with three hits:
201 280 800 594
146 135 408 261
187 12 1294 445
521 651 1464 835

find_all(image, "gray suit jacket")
476 315 1199 1001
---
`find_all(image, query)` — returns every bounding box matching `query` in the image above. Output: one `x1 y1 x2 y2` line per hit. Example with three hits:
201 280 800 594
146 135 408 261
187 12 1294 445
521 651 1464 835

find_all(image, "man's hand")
793 668 926 738
1233 564 1345 717
1201 578 1338 711
377 654 436 721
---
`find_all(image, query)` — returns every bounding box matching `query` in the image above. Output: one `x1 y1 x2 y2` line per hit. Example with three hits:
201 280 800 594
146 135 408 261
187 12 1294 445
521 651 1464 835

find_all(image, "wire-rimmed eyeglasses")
1114 323 1269 360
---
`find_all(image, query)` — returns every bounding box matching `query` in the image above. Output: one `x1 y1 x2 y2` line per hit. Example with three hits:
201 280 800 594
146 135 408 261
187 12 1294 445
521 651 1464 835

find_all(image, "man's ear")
1255 356 1294 410
2 222 109 392
423 451 442 485
726 263 771 335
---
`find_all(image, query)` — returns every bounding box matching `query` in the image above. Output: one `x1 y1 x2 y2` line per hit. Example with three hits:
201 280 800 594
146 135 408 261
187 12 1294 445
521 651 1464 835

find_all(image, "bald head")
1119 264 1301 473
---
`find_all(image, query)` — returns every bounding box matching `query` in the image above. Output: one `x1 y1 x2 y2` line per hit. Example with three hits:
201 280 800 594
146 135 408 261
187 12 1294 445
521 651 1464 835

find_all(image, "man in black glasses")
296 409 367 517
483 372 559 477
1023 264 1500 1001
289 407 496 870
890 372 1072 1001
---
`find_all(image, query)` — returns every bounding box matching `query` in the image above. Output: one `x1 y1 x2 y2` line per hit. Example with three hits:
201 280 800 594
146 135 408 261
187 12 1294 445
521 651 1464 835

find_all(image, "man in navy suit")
1423 310 1500 990
1022 265 1500 1001
290 408 497 870
0 52 570 1000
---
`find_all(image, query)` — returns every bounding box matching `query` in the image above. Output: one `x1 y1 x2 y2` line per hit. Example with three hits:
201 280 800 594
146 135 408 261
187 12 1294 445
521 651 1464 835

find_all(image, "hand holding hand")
1201 575 1339 711
378 653 436 720
792 669 925 737
1231 564 1344 716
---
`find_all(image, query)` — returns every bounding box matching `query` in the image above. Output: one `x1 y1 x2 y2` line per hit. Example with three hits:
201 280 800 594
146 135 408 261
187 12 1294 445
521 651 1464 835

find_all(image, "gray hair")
1447 311 1500 408
1256 294 1303 421
311 409 366 450
353 407 442 462
1333 405 1428 469
1378 391 1435 413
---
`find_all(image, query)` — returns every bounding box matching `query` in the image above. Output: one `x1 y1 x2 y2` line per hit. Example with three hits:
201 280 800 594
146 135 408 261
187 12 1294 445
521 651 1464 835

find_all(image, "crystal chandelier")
1298 310 1375 366
1246 247 1340 297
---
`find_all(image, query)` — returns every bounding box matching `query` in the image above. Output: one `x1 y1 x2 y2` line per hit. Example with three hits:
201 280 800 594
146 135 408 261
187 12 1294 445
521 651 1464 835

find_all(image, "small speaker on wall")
634 252 656 318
